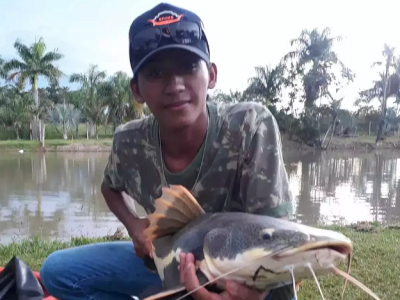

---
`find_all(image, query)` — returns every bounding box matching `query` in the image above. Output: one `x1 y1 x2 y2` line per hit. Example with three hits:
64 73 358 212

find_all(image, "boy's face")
131 49 217 130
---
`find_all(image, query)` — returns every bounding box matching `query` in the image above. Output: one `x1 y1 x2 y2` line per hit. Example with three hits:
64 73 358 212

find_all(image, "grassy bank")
0 138 113 152
0 223 398 299
3 135 400 153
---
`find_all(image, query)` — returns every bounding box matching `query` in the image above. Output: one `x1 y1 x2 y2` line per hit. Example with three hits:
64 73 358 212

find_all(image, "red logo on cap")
148 10 184 26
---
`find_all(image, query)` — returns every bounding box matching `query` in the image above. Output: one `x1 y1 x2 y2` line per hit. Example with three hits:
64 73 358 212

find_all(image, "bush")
0 124 114 140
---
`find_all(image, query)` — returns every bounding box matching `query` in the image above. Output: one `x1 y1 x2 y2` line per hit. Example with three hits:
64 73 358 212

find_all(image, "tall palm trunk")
376 60 391 144
31 75 40 141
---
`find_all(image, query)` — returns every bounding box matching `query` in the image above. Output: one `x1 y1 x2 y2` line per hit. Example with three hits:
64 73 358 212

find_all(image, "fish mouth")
274 241 353 259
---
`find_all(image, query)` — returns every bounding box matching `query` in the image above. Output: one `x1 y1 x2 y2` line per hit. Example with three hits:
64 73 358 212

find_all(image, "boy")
40 3 294 300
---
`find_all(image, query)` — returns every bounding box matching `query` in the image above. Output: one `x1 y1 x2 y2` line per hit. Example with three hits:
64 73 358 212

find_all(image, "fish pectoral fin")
144 185 205 241
141 286 187 300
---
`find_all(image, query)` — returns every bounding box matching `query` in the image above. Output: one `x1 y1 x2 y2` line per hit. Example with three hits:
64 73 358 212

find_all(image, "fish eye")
261 233 271 240
260 228 274 240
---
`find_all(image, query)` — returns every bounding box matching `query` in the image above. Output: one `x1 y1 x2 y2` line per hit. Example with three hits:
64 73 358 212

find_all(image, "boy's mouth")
164 100 191 110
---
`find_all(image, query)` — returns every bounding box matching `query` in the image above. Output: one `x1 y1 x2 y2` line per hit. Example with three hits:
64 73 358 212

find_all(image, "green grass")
0 223 398 299
0 138 113 151
298 223 400 300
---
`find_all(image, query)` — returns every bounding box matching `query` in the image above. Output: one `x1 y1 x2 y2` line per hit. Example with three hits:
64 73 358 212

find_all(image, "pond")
1 150 399 244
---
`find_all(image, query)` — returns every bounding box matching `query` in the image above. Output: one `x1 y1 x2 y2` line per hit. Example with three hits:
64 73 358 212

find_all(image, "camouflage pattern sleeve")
240 111 293 218
101 137 125 192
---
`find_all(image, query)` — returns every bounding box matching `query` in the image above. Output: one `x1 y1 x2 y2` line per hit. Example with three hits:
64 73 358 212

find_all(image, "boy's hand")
179 253 268 300
127 218 153 258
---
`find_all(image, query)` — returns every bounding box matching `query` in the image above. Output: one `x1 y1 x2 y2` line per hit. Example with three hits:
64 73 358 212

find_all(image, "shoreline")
0 222 398 299
2 136 400 153
281 135 400 152
0 139 113 153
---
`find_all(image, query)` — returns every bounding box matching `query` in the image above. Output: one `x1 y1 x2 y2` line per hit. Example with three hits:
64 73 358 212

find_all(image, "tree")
45 82 70 105
70 65 107 138
105 71 133 129
124 101 148 121
371 45 400 143
283 27 354 109
244 63 287 107
48 103 82 139
0 56 6 79
208 89 246 104
321 96 343 149
0 87 35 139
3 37 64 140
32 90 54 146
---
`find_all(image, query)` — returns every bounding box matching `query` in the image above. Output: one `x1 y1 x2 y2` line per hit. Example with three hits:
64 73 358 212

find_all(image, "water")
1 150 400 244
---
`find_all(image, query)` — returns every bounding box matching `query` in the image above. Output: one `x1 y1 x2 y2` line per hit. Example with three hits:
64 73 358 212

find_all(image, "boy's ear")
130 78 145 104
208 63 217 89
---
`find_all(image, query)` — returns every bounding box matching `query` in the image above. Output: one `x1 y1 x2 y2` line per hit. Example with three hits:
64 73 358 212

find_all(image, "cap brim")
132 44 210 75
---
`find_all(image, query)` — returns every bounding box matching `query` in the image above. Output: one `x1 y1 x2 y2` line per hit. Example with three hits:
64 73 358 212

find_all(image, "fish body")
140 185 378 300
151 212 350 291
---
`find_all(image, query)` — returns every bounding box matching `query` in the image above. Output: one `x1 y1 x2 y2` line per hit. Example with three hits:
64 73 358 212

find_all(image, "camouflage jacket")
102 101 293 218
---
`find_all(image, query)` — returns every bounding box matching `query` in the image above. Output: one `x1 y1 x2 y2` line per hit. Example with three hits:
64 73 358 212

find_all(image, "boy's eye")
181 60 199 73
145 67 162 78
142 58 200 78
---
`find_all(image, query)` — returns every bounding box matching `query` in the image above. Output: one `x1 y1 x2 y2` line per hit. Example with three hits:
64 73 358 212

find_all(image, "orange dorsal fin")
144 185 205 242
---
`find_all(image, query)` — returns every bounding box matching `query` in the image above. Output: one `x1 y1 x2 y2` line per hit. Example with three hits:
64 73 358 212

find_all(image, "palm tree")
0 87 35 139
34 94 54 146
45 82 70 105
124 101 148 121
48 103 82 139
208 89 246 104
244 63 287 107
105 71 133 129
283 27 354 109
3 37 64 140
371 44 400 143
70 65 107 138
0 56 6 79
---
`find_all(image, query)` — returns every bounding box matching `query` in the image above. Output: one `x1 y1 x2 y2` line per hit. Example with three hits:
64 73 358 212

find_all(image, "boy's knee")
40 250 68 294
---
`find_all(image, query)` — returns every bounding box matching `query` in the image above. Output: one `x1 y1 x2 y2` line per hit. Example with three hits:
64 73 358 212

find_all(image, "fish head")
202 214 353 290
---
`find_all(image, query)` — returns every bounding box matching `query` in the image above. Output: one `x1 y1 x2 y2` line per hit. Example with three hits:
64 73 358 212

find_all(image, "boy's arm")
239 111 293 218
101 138 140 229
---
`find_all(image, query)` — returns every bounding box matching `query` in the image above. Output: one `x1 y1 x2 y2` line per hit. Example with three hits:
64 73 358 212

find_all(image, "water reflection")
283 150 400 225
1 150 400 244
0 152 121 244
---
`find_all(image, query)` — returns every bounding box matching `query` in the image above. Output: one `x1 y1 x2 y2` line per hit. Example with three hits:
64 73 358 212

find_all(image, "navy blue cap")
129 2 210 76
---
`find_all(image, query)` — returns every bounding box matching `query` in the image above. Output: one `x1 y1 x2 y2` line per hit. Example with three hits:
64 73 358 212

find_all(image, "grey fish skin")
152 213 220 288
152 212 351 291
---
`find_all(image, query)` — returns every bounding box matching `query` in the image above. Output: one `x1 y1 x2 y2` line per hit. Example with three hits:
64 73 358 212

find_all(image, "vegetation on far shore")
1 28 400 151
3 134 400 153
0 222 398 299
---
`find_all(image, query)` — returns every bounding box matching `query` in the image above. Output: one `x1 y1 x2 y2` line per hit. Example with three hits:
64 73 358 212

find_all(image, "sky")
0 0 399 111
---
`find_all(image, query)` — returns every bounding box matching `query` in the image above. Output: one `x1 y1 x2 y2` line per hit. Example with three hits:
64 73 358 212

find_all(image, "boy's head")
128 3 217 130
